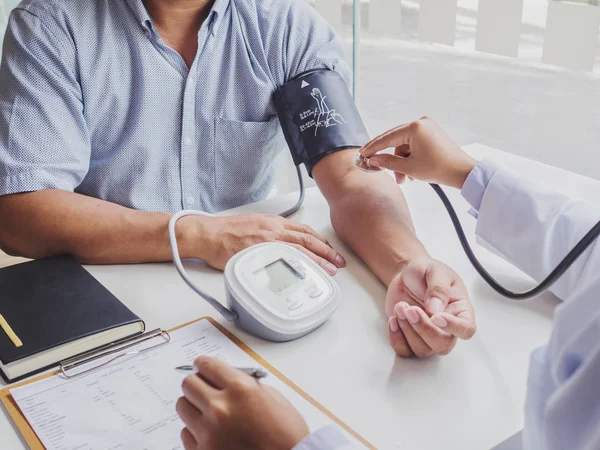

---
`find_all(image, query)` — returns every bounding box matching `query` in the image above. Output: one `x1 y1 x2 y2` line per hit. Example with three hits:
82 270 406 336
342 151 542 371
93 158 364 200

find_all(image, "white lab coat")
295 160 600 450
468 161 600 450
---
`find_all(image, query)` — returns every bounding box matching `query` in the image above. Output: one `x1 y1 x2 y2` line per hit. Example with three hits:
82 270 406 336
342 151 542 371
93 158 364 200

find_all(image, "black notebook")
0 256 145 383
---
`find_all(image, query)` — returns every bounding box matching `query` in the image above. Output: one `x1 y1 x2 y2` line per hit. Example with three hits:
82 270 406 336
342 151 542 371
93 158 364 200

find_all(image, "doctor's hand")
177 357 309 450
192 214 346 275
360 117 477 189
386 258 476 358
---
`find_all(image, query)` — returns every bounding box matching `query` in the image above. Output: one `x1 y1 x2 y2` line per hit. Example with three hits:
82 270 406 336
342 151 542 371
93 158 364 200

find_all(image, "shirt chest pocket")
214 116 283 211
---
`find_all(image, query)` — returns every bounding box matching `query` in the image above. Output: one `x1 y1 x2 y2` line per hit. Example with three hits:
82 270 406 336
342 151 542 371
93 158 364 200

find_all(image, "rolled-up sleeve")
0 6 90 196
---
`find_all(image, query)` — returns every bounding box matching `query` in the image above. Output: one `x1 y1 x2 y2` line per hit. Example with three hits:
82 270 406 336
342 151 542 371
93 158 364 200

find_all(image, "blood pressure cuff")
273 70 370 176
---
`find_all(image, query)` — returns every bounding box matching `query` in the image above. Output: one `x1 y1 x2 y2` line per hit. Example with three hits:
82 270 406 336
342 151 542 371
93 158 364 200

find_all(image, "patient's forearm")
0 190 197 264
313 150 427 286
330 176 427 285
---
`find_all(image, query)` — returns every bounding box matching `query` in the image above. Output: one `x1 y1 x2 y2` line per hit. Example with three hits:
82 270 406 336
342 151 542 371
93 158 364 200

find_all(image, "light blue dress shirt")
0 0 350 213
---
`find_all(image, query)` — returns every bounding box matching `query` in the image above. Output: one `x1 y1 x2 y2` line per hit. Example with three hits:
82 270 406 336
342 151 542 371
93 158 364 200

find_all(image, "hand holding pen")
176 356 309 450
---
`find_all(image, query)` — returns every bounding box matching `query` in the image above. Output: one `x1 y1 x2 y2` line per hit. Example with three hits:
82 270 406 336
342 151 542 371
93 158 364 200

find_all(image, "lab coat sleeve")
292 425 362 450
473 163 600 303
465 161 600 450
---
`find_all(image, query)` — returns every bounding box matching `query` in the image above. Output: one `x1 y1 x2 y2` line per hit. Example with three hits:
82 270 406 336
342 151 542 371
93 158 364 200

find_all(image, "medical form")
8 319 366 450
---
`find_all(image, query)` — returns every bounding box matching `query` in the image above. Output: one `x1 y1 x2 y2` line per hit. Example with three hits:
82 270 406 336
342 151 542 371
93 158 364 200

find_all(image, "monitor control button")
288 300 304 311
309 289 323 298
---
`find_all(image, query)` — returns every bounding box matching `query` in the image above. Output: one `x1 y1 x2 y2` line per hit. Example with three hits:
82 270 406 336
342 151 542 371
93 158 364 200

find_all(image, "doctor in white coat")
174 117 600 450
360 117 600 450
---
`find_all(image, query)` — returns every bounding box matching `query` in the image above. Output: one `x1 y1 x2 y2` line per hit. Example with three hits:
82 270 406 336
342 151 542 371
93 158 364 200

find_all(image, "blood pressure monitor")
225 243 340 341
169 211 341 342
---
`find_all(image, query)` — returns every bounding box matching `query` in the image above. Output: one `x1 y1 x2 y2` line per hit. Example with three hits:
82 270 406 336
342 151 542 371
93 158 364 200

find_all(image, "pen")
175 365 268 379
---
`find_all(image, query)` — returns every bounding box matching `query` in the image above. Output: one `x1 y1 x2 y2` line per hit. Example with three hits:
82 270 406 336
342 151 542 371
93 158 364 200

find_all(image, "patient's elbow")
0 236 20 258
0 221 22 257
0 198 26 258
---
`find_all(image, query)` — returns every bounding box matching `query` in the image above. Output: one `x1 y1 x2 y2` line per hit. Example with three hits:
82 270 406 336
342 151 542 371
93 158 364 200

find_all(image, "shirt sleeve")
260 0 351 89
293 425 362 450
0 6 90 196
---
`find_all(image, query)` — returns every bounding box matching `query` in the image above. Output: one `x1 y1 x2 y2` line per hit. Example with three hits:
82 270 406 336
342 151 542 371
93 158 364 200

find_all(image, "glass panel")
354 0 600 180
0 0 18 56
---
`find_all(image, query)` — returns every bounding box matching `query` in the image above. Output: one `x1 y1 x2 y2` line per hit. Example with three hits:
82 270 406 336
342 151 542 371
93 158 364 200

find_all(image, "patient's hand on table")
385 259 476 358
195 214 346 275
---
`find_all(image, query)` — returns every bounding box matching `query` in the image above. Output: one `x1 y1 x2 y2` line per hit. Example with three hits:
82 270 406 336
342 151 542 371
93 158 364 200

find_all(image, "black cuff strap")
273 70 370 177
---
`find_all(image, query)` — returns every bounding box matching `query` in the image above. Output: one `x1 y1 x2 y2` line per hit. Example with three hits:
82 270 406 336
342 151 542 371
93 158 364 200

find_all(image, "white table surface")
2 143 600 450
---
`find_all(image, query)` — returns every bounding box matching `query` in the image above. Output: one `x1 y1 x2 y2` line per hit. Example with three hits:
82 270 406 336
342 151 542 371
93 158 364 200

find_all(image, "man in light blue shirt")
0 0 476 360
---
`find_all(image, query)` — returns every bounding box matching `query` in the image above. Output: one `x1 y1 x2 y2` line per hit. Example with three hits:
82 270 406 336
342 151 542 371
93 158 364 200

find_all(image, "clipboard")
0 316 374 449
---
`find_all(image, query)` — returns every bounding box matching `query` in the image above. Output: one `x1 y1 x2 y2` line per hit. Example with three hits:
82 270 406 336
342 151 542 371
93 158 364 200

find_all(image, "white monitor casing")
224 242 341 341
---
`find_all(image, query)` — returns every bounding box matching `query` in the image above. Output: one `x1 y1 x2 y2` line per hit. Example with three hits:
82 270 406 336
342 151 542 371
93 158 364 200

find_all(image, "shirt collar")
207 0 230 36
125 0 154 33
125 0 230 36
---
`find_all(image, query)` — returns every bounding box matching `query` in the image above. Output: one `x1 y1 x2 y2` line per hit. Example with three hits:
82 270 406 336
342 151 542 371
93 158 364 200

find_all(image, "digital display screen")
254 259 301 295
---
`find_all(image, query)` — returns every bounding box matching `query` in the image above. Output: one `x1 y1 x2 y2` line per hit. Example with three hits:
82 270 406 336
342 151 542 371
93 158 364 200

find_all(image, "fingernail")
389 317 399 333
394 303 406 320
369 159 380 168
406 307 420 324
335 254 346 267
427 297 444 314
325 263 337 275
432 315 448 328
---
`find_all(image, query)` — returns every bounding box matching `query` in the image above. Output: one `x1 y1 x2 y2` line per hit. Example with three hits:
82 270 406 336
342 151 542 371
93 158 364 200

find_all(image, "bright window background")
0 0 17 53
348 0 600 179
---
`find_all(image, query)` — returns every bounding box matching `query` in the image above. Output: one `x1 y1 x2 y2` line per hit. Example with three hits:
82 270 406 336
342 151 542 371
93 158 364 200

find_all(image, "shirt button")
186 195 196 206
184 136 193 147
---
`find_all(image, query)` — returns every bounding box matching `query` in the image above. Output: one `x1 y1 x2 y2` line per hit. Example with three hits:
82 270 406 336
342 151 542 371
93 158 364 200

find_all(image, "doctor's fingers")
176 397 205 442
181 428 197 450
360 123 411 157
181 372 218 411
194 356 248 390
368 153 418 176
